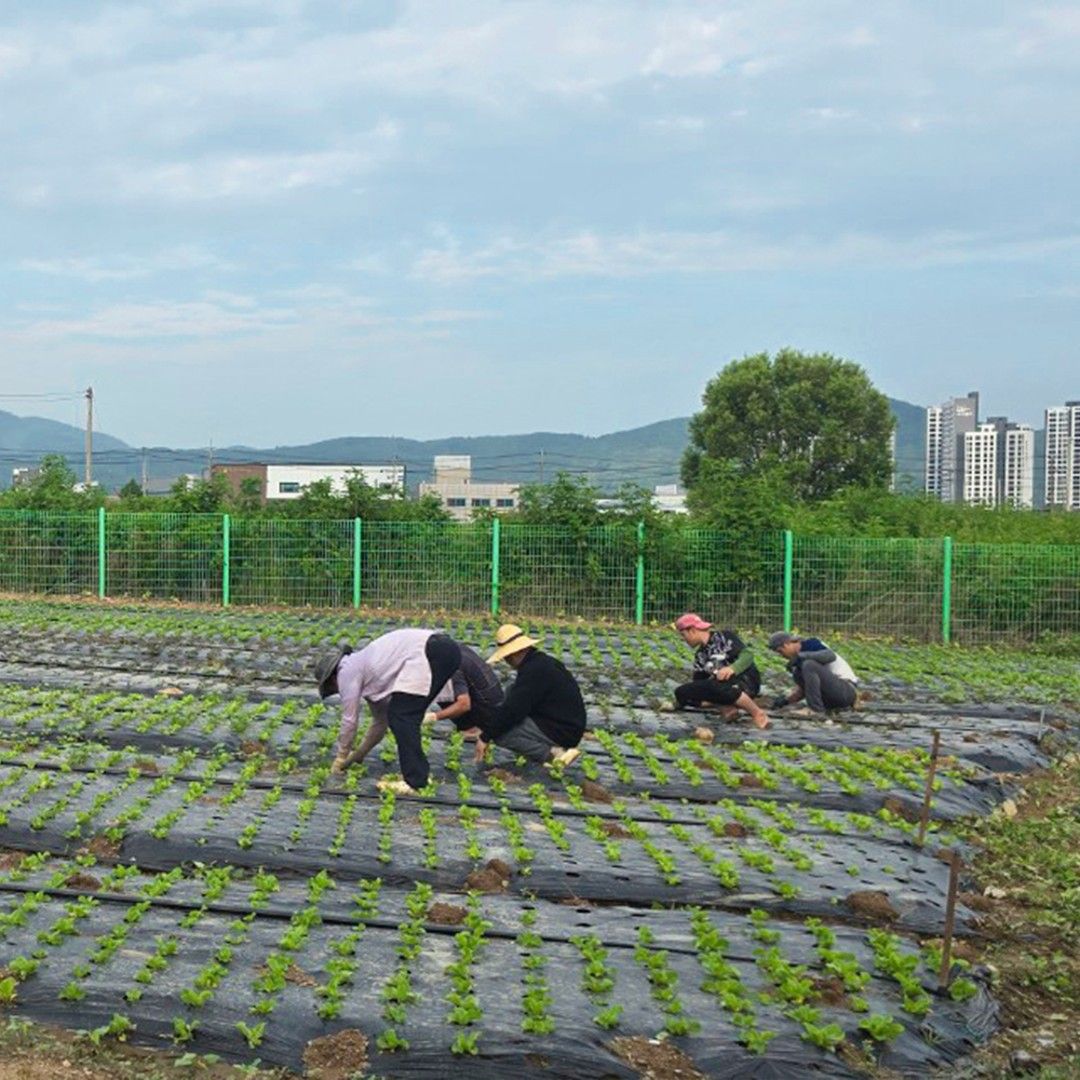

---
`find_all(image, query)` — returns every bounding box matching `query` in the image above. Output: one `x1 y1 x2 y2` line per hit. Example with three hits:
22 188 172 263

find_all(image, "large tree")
682 349 894 503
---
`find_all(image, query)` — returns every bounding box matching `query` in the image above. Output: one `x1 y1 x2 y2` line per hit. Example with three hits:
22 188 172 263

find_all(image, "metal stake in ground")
938 848 962 988
916 729 941 848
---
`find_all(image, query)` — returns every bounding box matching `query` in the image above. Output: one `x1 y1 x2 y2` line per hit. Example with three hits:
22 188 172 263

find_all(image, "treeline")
4 455 1080 546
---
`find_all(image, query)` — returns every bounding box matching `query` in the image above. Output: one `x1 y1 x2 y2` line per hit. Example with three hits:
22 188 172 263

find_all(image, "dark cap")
767 631 800 651
314 644 352 698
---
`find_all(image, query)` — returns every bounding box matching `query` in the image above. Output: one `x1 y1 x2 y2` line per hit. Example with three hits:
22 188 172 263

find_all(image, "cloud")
19 246 233 282
412 227 1080 283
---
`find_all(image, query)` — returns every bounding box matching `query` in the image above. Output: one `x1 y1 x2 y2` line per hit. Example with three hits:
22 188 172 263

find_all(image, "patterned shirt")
692 629 751 676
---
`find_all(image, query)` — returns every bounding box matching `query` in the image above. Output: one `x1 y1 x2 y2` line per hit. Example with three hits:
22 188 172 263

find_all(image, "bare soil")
845 890 899 922
63 872 102 891
737 773 764 788
486 767 524 785
302 1029 369 1079
609 1035 708 1080
600 821 633 839
465 857 512 893
722 821 748 838
427 902 468 925
581 779 613 803
81 835 122 860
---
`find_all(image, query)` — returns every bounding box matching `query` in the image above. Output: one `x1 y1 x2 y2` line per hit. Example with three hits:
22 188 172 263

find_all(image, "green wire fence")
0 509 1077 643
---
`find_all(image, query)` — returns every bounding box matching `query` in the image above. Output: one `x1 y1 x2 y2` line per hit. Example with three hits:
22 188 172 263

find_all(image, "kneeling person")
768 632 858 714
478 624 586 767
426 643 505 739
672 613 768 729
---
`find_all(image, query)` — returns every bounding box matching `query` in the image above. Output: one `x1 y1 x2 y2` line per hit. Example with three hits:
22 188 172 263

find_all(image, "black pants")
387 634 461 789
675 667 760 710
795 661 857 713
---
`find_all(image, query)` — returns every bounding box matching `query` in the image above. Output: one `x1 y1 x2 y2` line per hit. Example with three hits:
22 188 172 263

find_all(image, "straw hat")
487 623 541 664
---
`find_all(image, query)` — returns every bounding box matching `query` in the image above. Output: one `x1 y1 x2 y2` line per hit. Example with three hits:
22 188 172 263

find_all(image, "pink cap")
674 613 712 631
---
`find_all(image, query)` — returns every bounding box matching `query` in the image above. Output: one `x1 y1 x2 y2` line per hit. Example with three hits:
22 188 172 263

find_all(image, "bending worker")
767 631 858 715
314 627 461 794
425 642 506 739
476 624 586 767
670 613 769 729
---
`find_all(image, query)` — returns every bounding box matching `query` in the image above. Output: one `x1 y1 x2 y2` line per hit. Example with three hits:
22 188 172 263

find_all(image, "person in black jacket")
477 623 586 767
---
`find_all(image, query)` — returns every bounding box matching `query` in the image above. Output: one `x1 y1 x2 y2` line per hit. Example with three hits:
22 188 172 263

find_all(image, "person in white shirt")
767 632 858 714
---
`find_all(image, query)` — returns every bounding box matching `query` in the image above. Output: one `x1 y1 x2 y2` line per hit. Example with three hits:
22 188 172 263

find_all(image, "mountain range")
1 401 929 495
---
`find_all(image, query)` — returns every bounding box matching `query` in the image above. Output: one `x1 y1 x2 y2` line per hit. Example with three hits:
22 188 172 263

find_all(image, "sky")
0 1 1077 449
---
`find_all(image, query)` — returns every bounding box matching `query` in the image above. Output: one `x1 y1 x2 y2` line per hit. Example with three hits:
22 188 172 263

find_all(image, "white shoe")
548 747 581 768
376 777 418 796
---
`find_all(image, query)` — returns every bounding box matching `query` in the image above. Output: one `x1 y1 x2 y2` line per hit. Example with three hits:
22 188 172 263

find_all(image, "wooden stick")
939 848 962 987
917 729 941 847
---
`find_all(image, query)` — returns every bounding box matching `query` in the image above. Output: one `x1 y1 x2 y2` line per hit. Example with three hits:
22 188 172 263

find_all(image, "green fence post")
783 529 794 632
352 517 362 609
942 535 953 644
97 507 106 599
635 521 645 625
491 517 501 616
222 514 231 608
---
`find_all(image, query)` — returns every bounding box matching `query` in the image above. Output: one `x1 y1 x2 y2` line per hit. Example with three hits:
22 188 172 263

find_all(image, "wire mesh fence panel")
952 541 1080 644
792 535 943 640
361 521 492 612
105 513 223 603
0 511 97 595
644 527 784 628
499 524 638 621
230 517 353 607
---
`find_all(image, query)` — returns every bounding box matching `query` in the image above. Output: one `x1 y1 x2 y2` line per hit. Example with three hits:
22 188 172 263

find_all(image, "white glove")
330 755 349 774
423 712 440 725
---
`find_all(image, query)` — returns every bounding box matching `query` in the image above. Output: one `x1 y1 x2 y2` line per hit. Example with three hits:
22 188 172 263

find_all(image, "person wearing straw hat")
477 624 586 767
669 613 769 729
766 631 858 715
314 628 462 795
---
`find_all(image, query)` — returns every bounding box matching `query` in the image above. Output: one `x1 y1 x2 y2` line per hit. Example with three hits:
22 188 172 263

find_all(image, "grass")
0 1015 291 1080
953 753 1080 1078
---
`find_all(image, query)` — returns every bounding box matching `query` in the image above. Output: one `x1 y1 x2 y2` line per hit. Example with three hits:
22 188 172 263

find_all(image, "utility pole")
84 386 94 488
539 448 545 484
141 448 148 493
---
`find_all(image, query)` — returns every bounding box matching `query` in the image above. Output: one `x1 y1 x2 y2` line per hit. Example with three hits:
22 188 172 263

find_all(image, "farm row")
0 598 1077 706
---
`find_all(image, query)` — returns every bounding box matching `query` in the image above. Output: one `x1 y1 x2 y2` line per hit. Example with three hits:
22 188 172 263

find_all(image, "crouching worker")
767 632 858 715
476 624 586 768
424 643 506 739
314 628 462 795
671 613 769 730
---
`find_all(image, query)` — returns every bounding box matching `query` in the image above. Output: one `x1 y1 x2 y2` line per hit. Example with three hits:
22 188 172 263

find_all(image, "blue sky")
0 1 1077 448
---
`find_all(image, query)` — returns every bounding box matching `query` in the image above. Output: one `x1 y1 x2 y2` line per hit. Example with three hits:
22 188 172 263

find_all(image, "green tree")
513 472 603 529
0 455 104 510
682 349 894 504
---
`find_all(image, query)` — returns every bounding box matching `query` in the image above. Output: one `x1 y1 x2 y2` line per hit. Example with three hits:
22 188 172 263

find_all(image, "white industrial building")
212 462 405 502
419 456 519 521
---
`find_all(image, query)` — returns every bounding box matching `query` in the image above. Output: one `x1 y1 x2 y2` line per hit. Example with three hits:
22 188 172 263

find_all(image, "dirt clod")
83 835 122 860
811 975 849 1007
581 779 613 803
845 890 899 922
722 821 748 838
609 1035 708 1080
465 858 512 893
882 797 922 824
737 773 764 788
133 758 160 776
0 851 26 872
63 872 102 891
303 1028 369 1079
427 902 468 926
600 821 632 839
487 767 523 785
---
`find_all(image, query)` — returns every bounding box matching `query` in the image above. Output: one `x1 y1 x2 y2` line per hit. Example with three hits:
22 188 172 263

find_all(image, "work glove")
771 694 791 709
330 754 349 774
422 712 440 726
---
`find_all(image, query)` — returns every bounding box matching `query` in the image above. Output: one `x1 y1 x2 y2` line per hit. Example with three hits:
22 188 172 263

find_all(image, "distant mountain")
0 401 930 495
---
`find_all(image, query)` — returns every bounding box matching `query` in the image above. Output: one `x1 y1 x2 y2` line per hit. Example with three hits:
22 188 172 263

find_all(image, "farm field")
0 598 1077 1079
